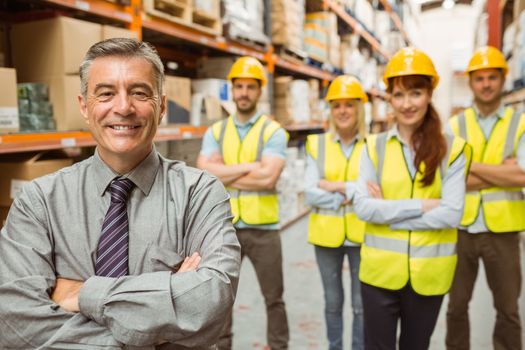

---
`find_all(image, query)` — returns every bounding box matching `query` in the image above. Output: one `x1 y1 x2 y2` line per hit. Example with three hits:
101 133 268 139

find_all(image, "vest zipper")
235 118 265 224
341 141 354 238
236 123 244 222
475 114 501 227
399 142 415 285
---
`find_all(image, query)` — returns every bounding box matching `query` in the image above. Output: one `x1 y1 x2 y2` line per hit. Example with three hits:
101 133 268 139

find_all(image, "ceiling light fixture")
442 0 455 10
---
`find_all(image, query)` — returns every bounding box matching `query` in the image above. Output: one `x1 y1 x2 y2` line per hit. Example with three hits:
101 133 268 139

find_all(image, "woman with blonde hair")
354 47 471 349
305 75 368 350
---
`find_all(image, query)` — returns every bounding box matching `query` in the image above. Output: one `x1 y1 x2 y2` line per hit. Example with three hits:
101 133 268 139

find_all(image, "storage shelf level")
503 87 525 105
0 126 208 154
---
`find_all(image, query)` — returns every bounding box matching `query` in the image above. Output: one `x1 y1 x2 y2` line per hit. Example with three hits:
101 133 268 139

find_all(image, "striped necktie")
95 178 135 277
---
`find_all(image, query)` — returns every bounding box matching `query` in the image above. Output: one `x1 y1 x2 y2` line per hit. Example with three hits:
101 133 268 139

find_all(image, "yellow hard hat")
326 75 368 103
383 47 439 89
466 46 508 75
227 56 267 86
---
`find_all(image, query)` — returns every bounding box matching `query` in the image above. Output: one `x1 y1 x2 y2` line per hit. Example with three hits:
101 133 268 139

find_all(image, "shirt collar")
473 103 505 120
333 132 358 146
94 146 160 197
233 111 262 127
386 124 409 145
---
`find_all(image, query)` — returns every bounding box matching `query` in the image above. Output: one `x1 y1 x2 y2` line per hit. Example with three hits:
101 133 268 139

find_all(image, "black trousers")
361 282 444 350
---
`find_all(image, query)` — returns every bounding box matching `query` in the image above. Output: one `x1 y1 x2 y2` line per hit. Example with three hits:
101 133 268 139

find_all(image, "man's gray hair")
79 38 164 98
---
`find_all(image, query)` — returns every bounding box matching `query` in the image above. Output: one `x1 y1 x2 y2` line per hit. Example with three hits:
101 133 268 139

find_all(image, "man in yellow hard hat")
197 56 289 350
446 46 525 350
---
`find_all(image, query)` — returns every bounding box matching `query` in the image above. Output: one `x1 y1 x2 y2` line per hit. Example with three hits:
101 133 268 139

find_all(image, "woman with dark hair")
353 47 472 350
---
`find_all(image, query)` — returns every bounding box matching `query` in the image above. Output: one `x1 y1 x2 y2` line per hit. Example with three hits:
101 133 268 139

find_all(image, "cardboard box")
0 68 20 133
0 24 6 67
192 79 232 102
0 151 73 206
11 16 102 80
102 25 139 40
515 2 525 21
190 94 228 126
164 76 191 124
196 57 237 79
0 205 9 227
274 76 293 97
193 0 220 19
32 75 86 131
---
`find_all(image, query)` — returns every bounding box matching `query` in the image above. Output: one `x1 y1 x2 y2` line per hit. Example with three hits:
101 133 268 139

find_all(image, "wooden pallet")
143 0 221 36
275 45 308 65
226 32 269 51
144 0 192 25
192 8 221 35
192 0 221 35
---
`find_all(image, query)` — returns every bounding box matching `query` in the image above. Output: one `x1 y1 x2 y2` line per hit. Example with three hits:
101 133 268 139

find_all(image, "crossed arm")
467 158 525 191
198 152 285 191
0 176 240 349
353 147 466 230
51 253 202 313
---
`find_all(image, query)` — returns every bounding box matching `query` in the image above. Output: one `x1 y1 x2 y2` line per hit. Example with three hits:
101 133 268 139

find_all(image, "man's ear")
78 95 90 125
159 94 167 125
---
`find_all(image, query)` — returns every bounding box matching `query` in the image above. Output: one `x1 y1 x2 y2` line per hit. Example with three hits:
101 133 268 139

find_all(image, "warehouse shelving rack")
0 0 408 154
0 0 412 227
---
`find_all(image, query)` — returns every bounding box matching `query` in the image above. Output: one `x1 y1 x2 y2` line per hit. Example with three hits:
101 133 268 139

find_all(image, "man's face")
469 68 505 106
78 56 165 166
232 78 261 115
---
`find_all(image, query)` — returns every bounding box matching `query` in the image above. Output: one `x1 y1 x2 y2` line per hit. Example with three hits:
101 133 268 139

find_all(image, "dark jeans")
361 282 443 350
218 228 289 350
315 245 364 350
446 230 522 350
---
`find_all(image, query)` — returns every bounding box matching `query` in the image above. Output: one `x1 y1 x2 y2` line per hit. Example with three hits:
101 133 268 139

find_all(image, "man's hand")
319 179 347 194
51 278 84 313
367 181 383 199
503 157 518 165
319 179 336 192
178 252 201 273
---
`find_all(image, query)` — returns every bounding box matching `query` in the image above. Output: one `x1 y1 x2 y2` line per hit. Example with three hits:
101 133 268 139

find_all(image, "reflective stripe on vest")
449 107 525 232
360 132 467 296
364 235 456 258
212 115 283 225
307 132 366 247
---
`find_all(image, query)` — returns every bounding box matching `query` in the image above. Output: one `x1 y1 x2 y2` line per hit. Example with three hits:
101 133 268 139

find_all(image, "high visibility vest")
211 115 285 225
359 132 469 296
306 132 366 247
449 107 525 232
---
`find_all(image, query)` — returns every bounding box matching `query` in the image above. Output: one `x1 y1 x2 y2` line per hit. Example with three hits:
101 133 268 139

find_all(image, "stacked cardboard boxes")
273 77 311 125
277 147 308 226
0 150 73 224
272 0 304 52
304 12 340 66
10 17 100 131
222 0 269 44
164 76 192 124
304 12 328 62
0 68 19 134
10 16 138 132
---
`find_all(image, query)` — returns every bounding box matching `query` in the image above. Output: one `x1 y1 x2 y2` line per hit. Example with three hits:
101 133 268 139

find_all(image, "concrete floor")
230 216 525 350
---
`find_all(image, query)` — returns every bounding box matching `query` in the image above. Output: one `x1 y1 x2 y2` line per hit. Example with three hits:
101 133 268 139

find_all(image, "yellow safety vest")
306 132 366 247
449 107 525 232
212 115 285 225
359 132 469 296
